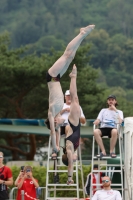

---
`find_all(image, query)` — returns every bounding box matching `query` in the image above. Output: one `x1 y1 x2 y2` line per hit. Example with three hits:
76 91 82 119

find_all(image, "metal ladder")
90 124 125 199
45 136 85 200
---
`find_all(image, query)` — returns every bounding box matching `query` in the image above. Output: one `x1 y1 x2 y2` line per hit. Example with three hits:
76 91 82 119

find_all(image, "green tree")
0 33 104 159
88 29 133 89
0 33 48 160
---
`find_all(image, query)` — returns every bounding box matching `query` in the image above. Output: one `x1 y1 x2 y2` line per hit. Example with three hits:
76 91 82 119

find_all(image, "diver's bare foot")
80 24 95 35
69 64 77 78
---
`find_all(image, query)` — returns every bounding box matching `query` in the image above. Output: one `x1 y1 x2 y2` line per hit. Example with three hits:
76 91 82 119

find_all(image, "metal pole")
45 136 51 200
79 145 85 198
21 190 25 200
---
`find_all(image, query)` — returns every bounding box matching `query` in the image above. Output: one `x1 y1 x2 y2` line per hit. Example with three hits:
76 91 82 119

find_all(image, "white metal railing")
45 136 85 199
91 123 125 199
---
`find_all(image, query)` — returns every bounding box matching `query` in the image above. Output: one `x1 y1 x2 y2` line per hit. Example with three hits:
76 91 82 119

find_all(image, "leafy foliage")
0 0 133 159
0 33 103 159
0 1 133 91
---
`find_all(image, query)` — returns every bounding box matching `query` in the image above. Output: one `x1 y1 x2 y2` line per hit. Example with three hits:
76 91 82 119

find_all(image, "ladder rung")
92 183 123 186
49 156 62 159
90 170 122 172
48 188 83 191
91 188 124 192
48 158 81 163
99 164 123 166
47 183 78 186
56 164 82 167
48 170 77 172
46 198 79 200
93 156 120 159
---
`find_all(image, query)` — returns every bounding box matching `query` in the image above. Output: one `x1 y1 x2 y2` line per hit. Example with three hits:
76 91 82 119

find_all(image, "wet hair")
61 146 68 166
45 117 60 131
45 118 50 129
62 153 68 166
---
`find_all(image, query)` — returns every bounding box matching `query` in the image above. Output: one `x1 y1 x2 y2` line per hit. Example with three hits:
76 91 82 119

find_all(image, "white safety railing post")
21 190 25 200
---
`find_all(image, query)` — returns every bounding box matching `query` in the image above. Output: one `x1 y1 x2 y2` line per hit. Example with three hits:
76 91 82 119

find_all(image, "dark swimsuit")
46 71 60 82
65 119 80 151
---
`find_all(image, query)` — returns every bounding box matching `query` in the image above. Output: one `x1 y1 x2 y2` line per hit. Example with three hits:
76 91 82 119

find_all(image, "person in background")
85 164 105 198
92 176 122 200
0 151 13 200
93 95 123 158
15 166 25 200
60 89 86 136
16 166 39 200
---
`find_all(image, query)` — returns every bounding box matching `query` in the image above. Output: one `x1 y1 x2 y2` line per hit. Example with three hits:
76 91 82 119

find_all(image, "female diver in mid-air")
62 64 81 185
46 24 95 159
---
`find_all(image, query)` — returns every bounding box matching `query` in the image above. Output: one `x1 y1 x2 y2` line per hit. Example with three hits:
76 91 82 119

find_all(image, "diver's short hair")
62 153 68 166
45 118 50 129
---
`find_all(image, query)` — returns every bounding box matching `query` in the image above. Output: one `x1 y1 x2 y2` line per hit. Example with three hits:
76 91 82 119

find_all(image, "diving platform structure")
0 118 93 137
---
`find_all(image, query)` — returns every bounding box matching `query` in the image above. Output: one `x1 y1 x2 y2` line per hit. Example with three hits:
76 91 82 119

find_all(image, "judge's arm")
93 109 105 126
80 107 86 124
93 119 100 126
80 117 86 124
